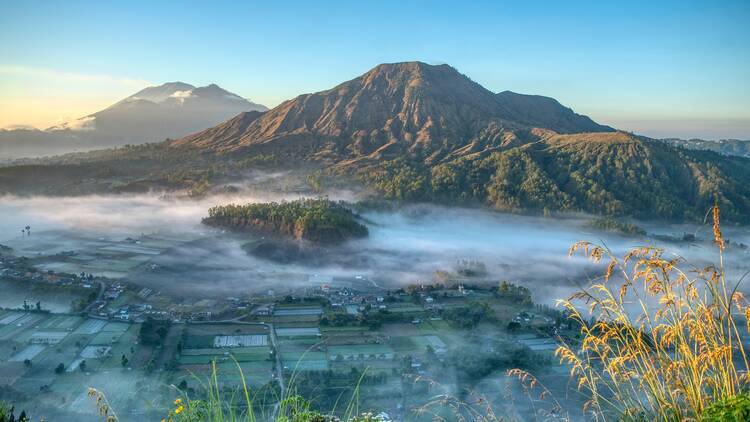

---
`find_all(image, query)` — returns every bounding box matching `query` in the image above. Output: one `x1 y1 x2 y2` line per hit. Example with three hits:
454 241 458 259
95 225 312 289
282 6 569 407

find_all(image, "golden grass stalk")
556 206 749 421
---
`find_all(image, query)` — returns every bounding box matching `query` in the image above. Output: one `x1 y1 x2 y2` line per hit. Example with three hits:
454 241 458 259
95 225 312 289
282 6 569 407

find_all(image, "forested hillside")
361 132 750 222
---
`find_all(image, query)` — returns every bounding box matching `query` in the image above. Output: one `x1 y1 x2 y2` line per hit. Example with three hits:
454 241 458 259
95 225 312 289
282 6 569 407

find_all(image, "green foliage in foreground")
0 402 30 422
701 394 750 422
205 198 368 243
132 361 390 422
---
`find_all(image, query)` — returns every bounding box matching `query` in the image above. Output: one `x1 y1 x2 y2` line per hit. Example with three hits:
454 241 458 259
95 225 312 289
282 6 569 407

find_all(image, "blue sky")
1 0 749 139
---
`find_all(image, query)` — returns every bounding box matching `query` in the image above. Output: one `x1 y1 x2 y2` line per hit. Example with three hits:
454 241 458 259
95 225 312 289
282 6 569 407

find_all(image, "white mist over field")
1 193 749 304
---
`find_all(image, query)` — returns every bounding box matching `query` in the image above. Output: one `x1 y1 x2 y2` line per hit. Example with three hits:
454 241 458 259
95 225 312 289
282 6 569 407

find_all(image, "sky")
1 0 749 139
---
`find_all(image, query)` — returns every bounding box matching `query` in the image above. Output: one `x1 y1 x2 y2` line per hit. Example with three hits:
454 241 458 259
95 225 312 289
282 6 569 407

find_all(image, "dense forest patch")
203 198 368 243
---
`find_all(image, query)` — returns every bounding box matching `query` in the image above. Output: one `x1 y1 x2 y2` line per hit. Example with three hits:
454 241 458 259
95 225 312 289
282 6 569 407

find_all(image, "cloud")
0 65 151 88
170 90 194 105
58 115 96 131
170 90 194 99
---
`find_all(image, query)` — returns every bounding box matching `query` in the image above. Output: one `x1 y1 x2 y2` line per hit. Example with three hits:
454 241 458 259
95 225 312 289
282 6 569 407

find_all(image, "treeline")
587 217 646 235
204 198 368 243
358 138 750 222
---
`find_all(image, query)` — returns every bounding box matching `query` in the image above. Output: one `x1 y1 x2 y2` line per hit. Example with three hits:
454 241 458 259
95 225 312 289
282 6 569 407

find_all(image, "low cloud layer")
2 191 749 304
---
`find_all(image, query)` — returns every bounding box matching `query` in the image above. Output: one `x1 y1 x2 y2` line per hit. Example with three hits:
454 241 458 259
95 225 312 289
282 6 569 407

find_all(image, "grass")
554 206 750 421
86 345 389 422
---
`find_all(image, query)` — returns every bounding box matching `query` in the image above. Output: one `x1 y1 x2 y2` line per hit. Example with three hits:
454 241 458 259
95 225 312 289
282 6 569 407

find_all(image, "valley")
2 184 750 420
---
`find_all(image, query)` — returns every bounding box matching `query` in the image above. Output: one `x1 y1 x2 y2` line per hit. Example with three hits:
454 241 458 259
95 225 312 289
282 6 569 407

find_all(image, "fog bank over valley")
2 191 748 304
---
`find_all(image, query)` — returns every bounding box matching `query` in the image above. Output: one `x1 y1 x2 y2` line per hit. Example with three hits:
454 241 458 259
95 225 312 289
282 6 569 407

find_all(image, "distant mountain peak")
125 82 196 103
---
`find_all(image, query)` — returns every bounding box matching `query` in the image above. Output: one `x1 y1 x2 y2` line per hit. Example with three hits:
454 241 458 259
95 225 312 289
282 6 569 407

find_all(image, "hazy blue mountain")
0 82 267 160
662 138 750 158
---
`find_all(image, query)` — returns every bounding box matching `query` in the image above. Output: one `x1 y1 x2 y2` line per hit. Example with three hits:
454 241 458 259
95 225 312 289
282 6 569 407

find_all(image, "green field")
280 351 328 371
388 336 417 352
179 361 275 388
179 346 272 365
321 326 367 333
327 344 394 360
38 315 84 330
384 304 423 313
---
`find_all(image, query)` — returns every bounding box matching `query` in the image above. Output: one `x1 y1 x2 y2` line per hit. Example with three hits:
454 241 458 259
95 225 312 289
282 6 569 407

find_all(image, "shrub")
702 394 750 422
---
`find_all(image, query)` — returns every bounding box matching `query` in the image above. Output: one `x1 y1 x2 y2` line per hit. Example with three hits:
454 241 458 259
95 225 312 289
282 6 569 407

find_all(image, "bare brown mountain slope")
170 62 613 165
495 91 614 134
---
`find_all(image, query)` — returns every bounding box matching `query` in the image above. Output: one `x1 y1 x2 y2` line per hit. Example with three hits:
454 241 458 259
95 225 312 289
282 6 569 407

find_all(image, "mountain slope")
171 62 609 165
495 91 614 133
0 83 268 159
362 130 750 222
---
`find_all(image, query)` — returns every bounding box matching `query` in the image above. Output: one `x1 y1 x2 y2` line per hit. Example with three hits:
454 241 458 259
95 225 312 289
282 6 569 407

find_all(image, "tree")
121 355 129 367
156 326 169 340
79 360 86 372
54 363 65 374
22 359 31 368
499 281 510 295
139 317 172 346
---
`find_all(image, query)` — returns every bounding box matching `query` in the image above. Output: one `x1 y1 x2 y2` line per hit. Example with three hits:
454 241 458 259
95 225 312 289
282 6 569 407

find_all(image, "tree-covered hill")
203 198 369 243
361 131 750 222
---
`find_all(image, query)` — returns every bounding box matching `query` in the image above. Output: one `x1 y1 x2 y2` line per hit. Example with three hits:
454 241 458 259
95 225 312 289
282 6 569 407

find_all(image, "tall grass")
555 206 750 420
89 358 381 422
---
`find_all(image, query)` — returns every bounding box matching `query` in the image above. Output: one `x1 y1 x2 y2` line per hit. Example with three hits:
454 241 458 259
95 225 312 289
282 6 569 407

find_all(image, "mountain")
171 62 612 165
0 128 73 162
167 62 750 221
662 138 750 158
0 83 268 160
2 62 750 223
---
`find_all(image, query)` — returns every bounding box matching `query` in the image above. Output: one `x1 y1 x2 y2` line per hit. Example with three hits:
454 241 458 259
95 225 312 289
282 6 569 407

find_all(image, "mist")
2 191 748 305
